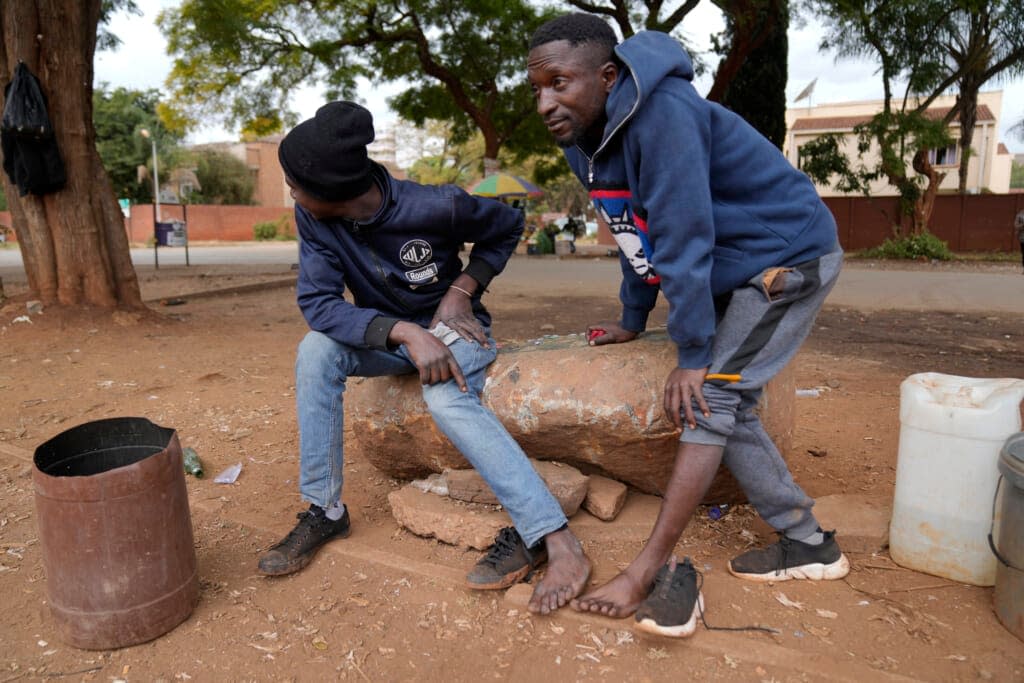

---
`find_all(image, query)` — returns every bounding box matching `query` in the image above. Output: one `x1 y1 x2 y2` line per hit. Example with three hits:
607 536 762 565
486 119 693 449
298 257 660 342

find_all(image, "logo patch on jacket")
591 190 660 285
399 239 439 283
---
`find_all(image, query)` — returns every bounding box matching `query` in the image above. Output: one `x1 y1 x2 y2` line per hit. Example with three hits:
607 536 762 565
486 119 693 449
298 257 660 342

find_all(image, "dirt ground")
1 257 1023 682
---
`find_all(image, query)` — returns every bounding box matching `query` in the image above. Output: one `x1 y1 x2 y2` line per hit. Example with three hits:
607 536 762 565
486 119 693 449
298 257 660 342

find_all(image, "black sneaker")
728 530 850 582
465 526 548 590
634 558 704 638
257 504 351 576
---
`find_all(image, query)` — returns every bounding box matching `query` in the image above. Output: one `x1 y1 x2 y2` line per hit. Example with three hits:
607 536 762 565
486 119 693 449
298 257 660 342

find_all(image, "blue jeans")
295 330 568 547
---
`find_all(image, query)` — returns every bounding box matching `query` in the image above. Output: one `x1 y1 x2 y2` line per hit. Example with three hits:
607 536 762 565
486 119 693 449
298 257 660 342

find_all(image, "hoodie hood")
603 31 694 143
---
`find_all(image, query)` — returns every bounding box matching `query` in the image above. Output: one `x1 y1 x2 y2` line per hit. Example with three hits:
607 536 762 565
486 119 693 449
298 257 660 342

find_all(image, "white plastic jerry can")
890 373 1024 586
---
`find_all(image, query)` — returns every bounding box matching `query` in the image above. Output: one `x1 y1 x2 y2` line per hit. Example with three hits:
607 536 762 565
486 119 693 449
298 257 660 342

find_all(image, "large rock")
348 331 795 502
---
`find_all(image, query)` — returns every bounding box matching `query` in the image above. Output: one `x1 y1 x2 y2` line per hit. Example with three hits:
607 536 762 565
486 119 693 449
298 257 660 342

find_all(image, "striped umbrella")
467 172 543 198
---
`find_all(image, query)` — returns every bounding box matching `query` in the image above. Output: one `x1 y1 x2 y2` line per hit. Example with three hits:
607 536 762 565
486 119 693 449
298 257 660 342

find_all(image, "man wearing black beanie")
259 101 591 615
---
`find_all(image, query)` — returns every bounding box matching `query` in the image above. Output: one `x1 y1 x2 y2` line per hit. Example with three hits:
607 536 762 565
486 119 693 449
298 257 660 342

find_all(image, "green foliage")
717 0 789 148
798 133 866 194
159 0 559 161
533 229 554 255
254 214 292 241
93 84 181 203
98 0 141 51
808 0 1024 216
253 221 278 241
862 231 953 261
0 182 6 211
188 148 255 205
1011 161 1024 189
406 125 484 185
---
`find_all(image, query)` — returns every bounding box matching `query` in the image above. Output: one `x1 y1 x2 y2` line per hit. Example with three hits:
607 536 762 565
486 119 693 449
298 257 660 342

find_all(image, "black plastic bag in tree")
1 62 53 137
1 62 66 196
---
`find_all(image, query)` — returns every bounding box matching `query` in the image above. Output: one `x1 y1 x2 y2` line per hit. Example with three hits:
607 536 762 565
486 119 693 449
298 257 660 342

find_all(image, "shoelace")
481 527 521 567
277 510 325 549
651 559 697 602
775 535 794 576
664 560 781 635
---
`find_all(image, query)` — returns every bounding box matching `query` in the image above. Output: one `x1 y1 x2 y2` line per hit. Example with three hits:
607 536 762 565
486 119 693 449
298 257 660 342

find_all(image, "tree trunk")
912 150 945 235
0 0 142 308
955 85 979 194
707 0 781 103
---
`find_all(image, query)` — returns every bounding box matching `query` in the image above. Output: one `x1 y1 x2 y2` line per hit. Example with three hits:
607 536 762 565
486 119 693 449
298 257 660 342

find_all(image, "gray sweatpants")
681 248 843 539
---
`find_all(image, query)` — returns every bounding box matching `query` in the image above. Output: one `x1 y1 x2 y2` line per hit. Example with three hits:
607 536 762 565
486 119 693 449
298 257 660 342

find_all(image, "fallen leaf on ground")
775 592 805 610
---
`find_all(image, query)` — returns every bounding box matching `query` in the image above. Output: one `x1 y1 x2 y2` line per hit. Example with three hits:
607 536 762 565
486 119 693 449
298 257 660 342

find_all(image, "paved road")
1 243 1021 315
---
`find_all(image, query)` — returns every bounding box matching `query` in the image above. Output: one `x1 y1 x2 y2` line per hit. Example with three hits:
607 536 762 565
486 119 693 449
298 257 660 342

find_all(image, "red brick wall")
5 196 1024 250
599 195 1024 253
125 204 295 243
824 194 1024 252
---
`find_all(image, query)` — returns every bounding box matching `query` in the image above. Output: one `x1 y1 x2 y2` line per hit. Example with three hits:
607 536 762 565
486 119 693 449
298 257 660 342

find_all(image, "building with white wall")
785 91 1013 196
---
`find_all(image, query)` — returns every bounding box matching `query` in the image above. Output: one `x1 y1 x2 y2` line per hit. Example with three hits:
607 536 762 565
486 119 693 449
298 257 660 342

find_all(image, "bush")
254 214 294 241
863 231 953 261
253 220 278 241
533 229 554 254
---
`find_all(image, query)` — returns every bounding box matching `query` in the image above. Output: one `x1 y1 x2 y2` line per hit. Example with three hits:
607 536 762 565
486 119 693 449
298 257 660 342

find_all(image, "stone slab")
446 460 589 516
388 485 509 550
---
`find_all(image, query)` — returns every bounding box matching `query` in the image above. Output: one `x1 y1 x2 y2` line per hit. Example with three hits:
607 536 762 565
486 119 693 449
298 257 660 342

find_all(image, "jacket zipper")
581 52 644 185
353 221 414 314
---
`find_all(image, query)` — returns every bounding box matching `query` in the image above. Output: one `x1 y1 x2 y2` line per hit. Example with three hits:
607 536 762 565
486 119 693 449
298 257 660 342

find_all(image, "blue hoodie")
295 163 523 349
562 31 839 369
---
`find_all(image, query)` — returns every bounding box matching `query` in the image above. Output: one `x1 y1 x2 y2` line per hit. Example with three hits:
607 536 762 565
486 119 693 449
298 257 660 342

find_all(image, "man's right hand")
586 321 638 346
388 321 468 392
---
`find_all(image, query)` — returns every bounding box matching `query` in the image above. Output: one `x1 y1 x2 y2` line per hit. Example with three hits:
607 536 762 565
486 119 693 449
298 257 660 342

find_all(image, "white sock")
788 529 825 545
324 502 346 521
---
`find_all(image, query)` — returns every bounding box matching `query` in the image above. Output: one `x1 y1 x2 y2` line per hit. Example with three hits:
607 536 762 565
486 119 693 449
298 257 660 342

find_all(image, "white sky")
94 0 1024 154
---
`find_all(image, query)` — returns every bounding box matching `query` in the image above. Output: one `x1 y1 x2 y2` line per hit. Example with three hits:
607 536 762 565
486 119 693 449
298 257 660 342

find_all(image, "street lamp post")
139 128 161 268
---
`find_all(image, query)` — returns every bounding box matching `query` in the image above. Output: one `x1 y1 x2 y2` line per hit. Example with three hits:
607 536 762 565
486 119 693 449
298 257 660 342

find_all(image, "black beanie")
278 101 376 201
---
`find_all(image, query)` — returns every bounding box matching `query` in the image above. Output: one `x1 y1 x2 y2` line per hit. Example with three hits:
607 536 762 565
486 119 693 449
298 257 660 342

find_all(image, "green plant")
533 229 554 254
253 220 278 241
863 231 953 261
254 214 293 241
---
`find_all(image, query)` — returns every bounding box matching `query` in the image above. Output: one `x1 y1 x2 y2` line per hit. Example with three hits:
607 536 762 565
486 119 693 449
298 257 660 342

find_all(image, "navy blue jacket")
295 164 524 348
563 31 839 369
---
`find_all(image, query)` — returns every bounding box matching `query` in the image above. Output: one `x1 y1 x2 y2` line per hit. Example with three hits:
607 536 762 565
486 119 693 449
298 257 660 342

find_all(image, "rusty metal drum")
994 432 1024 642
32 417 199 650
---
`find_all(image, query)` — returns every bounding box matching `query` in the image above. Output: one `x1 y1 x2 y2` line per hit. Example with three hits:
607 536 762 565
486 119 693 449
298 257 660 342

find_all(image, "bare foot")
527 528 591 615
570 570 651 618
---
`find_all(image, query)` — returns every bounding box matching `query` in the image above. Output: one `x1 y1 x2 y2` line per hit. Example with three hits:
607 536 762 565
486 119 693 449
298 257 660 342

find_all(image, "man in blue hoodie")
257 101 591 615
528 14 848 637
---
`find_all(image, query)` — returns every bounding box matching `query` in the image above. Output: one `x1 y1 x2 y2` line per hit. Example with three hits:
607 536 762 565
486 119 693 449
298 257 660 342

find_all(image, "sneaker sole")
727 553 850 583
465 550 548 591
257 526 351 577
465 563 534 591
634 592 704 639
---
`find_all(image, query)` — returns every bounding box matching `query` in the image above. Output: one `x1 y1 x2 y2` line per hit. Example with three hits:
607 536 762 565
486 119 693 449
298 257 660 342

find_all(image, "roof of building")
792 104 995 132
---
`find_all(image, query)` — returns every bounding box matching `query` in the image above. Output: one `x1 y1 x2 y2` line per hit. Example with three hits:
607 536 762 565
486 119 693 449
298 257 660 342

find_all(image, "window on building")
927 142 959 167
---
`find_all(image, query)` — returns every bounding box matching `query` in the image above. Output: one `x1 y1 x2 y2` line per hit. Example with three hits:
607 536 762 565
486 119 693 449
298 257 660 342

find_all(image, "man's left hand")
431 287 488 345
663 367 711 430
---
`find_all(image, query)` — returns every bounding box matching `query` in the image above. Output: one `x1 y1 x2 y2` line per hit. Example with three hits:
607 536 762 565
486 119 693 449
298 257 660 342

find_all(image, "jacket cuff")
462 258 498 291
677 344 713 369
365 316 401 350
621 306 650 333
